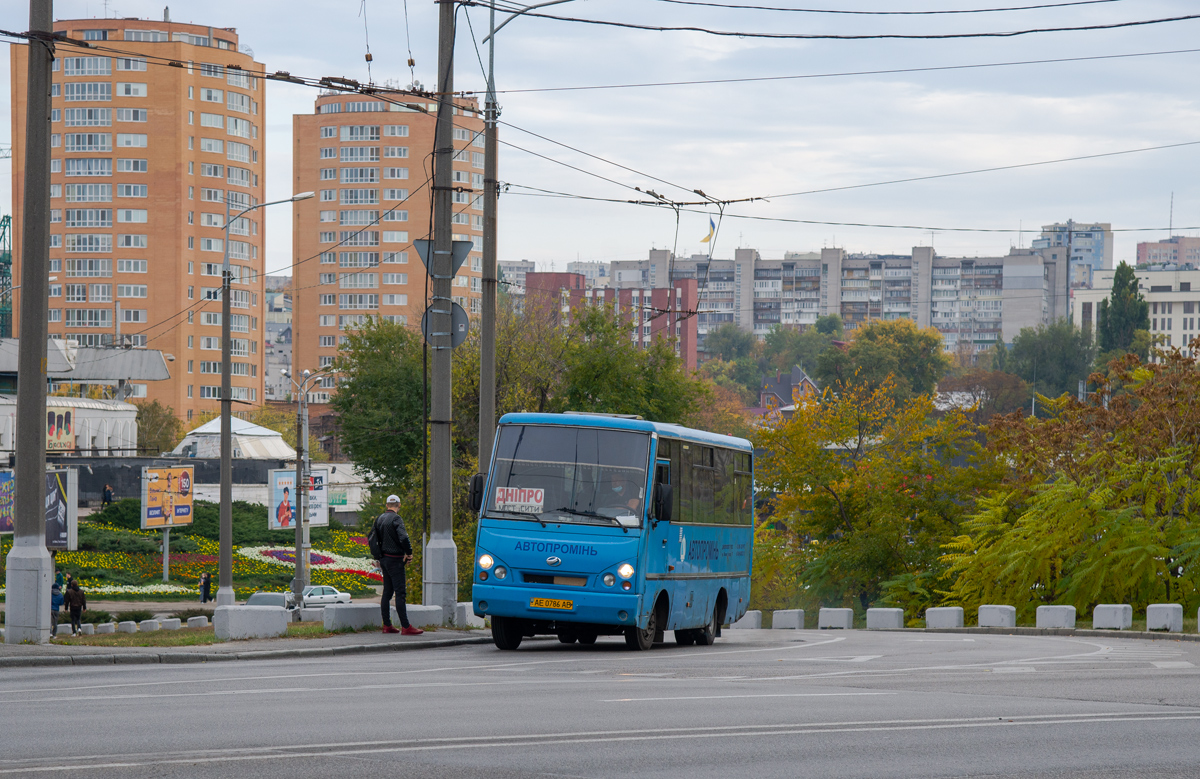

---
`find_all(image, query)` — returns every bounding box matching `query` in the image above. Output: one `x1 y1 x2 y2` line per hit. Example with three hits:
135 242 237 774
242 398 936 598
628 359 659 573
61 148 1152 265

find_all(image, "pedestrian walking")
50 582 63 637
102 484 114 506
64 580 86 637
373 495 423 636
200 572 212 604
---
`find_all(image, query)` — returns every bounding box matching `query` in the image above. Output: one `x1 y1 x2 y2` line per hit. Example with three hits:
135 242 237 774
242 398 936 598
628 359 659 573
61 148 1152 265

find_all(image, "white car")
302 585 352 607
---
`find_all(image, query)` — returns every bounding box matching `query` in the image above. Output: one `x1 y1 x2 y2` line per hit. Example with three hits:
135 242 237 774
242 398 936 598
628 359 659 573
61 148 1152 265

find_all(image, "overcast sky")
3 0 1200 275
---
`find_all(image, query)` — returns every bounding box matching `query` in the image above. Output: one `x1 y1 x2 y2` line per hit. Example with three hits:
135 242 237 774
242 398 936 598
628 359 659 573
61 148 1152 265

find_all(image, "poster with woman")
269 470 296 530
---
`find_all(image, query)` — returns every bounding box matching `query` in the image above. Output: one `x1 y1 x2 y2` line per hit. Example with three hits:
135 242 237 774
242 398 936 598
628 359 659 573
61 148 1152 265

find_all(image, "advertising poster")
0 470 13 533
307 467 329 527
46 407 75 452
45 469 69 549
141 466 195 529
269 469 296 530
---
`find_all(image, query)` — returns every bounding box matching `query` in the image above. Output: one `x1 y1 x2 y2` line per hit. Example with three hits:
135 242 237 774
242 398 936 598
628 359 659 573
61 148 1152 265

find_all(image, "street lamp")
215 190 315 607
280 365 336 605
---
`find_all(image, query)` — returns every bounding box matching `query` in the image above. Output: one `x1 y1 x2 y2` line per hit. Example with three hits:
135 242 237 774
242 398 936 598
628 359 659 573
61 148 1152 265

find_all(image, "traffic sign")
421 301 470 349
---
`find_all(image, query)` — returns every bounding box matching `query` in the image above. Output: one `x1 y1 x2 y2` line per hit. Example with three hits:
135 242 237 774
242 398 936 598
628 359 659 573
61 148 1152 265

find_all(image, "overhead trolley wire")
649 0 1132 15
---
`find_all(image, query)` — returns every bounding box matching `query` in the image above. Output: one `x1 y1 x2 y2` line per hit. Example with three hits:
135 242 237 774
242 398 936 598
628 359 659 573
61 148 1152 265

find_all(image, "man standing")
375 495 423 636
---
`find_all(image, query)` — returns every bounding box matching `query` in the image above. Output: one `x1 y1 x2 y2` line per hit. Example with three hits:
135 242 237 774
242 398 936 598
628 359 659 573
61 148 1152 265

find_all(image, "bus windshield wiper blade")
491 509 546 527
553 507 630 532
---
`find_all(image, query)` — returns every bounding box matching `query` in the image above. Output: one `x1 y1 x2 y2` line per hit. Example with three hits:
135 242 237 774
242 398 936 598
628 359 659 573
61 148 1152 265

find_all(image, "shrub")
115 609 155 623
80 610 113 624
173 608 214 620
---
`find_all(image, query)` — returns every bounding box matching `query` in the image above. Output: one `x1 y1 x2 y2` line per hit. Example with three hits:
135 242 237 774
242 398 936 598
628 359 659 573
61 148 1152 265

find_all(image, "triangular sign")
413 239 474 275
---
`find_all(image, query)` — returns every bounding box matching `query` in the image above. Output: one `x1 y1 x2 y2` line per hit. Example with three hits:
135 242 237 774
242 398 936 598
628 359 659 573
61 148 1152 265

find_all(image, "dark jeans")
380 556 410 628
70 608 82 634
51 609 59 637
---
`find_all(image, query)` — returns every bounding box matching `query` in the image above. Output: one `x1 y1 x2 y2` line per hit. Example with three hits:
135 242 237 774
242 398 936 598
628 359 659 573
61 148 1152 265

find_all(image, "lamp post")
281 365 335 605
215 191 314 607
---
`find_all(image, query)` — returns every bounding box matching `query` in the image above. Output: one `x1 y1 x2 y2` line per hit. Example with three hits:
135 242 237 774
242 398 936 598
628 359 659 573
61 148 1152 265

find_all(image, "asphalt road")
2 629 1199 778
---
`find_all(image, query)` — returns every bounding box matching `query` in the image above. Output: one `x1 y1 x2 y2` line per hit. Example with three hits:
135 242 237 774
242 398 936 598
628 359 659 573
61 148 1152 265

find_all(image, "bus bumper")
473 584 642 629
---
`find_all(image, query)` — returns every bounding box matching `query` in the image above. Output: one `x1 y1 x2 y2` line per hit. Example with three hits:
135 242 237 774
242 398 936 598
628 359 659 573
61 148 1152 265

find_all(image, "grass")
50 621 441 648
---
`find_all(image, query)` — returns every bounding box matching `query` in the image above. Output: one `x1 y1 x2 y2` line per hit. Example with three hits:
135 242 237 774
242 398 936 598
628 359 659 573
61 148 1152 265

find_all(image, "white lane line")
3 713 1199 773
1152 661 1195 669
602 692 895 702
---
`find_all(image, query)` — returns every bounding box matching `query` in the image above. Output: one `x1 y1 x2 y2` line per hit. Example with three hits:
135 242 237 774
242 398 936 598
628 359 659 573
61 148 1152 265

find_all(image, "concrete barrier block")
978 605 1017 628
117 621 138 633
1035 605 1076 629
297 608 325 622
455 602 485 628
772 609 804 629
818 608 854 629
186 616 209 629
80 623 95 635
925 607 964 629
866 608 904 629
731 610 762 629
213 605 290 641
160 618 182 631
96 622 116 634
139 619 160 632
1147 603 1183 632
324 603 384 632
403 604 444 628
1092 604 1132 630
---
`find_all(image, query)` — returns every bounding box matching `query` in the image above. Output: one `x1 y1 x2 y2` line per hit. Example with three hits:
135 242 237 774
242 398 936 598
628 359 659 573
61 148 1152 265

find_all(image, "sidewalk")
0 625 493 667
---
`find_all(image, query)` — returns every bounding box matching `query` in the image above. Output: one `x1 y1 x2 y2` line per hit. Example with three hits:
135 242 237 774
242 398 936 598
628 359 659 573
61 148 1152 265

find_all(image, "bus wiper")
491 509 546 527
554 507 630 533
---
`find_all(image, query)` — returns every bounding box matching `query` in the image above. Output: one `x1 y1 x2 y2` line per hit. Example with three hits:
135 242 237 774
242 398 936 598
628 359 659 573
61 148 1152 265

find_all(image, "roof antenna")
1169 191 1174 237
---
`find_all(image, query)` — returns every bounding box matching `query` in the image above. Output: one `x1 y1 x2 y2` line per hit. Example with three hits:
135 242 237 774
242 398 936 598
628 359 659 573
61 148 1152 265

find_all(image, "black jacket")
375 510 413 557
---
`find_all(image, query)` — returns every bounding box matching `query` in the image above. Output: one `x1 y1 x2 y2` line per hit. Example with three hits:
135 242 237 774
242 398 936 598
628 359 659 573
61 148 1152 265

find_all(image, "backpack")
366 515 385 560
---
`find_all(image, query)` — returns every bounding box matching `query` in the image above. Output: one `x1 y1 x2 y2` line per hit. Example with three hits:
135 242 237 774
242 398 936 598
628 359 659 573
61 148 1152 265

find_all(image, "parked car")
302 585 352 607
245 591 297 610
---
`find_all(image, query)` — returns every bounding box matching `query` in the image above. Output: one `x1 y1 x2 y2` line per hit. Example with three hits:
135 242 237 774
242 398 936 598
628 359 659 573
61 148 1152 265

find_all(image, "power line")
480 47 1200 95
461 4 1200 41
649 0 1130 15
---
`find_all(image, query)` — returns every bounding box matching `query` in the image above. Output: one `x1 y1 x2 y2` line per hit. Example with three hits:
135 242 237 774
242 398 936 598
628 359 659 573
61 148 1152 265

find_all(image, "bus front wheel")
694 611 717 646
625 609 657 651
492 616 523 650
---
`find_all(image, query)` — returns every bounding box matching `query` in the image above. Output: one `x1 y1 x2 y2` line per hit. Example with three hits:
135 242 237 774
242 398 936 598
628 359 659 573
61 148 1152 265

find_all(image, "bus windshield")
487 425 651 527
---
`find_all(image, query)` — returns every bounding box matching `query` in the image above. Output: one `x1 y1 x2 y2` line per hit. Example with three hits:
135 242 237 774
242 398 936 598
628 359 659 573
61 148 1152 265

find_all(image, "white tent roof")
171 418 296 459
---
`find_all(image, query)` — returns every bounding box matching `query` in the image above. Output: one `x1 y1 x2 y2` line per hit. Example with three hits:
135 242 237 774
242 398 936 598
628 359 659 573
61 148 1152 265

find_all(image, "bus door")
646 456 676 624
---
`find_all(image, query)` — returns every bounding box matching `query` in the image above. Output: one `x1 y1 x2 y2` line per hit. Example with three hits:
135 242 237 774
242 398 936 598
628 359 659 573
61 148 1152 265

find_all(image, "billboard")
46 407 75 452
141 466 195 529
46 468 78 550
0 470 13 533
270 468 330 530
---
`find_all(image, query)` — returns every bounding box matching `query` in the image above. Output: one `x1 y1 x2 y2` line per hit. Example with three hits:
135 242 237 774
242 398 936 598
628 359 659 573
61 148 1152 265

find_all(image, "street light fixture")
215 190 316 607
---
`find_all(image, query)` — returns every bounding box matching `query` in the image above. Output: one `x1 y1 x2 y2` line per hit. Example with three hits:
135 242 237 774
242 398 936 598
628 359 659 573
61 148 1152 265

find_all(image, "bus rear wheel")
625 608 657 651
694 611 717 646
492 616 523 650
557 629 577 644
577 631 598 645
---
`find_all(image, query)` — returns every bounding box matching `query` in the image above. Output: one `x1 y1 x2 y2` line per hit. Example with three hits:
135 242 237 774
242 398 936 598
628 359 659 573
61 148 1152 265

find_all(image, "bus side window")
693 446 714 523
734 451 753 525
714 447 733 524
680 443 693 523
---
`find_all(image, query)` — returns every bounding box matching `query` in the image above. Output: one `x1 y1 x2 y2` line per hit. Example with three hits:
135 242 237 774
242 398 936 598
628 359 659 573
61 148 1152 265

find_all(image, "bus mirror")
654 483 673 523
469 473 486 512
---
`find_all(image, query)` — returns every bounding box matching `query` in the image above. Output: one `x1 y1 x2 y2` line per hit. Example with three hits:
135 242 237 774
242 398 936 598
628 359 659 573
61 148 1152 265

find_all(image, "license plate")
530 597 573 611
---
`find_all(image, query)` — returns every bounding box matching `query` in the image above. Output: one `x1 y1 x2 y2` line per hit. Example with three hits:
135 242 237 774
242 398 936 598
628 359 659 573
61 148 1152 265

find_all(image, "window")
384 167 409 180
226 141 250 162
320 190 336 202
320 147 337 159
116 209 147 223
50 209 62 223
64 108 112 127
200 63 223 78
200 88 223 103
341 168 379 183
339 210 379 226
320 315 336 327
320 211 337 223
64 309 112 328
320 168 337 180
381 231 408 243
320 252 337 264
472 152 485 169
226 69 251 89
125 28 167 41
226 117 252 139
340 125 380 141
340 272 377 289
340 189 379 205
117 234 147 249
51 109 60 122
65 234 112 253
116 159 148 172
320 335 336 347
116 83 148 97
114 57 148 71
65 184 111 202
115 108 147 122
63 132 111 152
382 210 408 222
89 284 112 302
383 251 408 264
51 184 62 199
63 57 111 76
200 138 224 154
49 309 61 322
117 259 147 273
227 92 251 113
340 147 380 163
320 293 337 306
63 209 111 227
384 125 409 137
117 184 147 197
200 238 224 252
200 113 223 128
65 258 112 277
383 189 409 201
320 273 337 285
64 158 112 177
382 273 408 285
345 101 385 113
453 128 470 142
473 132 486 149
320 126 337 138
227 167 251 187
65 284 88 302
115 133 147 147
51 84 60 98
201 163 224 178
384 146 409 158
383 294 408 306
339 294 379 309
201 188 224 202
117 284 148 298
340 231 379 246
319 232 336 243
63 82 112 101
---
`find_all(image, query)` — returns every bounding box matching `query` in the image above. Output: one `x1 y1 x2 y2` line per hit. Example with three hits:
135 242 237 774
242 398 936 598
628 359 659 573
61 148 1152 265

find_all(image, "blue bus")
469 412 754 650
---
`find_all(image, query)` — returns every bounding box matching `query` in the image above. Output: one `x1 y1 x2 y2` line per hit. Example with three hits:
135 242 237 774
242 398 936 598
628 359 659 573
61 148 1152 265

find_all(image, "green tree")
814 314 844 336
816 318 949 399
1008 319 1096 400
703 322 757 362
1097 261 1150 356
330 317 425 484
763 325 834 375
134 400 183 455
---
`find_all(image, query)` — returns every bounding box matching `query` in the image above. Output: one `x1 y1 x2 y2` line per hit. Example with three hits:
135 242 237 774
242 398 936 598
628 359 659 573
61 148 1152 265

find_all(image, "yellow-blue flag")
700 216 715 243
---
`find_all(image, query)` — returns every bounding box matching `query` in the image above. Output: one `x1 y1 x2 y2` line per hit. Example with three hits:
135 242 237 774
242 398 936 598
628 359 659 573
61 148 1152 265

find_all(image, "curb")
872 627 1200 642
0 635 493 668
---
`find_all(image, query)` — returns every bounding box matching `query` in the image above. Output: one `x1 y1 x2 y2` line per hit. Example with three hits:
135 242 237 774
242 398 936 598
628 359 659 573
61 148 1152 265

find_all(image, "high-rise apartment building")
1137 235 1200 266
9 17 267 418
1033 221 1112 288
292 92 486 400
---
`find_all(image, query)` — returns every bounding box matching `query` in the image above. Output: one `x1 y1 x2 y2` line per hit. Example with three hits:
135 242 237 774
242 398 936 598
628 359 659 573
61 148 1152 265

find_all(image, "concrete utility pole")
293 381 306 604
478 0 498 478
425 0 458 620
6 0 54 645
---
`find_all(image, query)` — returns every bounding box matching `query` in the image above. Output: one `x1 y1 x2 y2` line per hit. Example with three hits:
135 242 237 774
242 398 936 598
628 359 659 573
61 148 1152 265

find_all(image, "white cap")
386 494 401 504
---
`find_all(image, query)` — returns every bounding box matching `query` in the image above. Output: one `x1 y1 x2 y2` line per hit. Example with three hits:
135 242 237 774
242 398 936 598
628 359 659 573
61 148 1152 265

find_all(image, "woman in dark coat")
200 572 212 603
63 581 86 637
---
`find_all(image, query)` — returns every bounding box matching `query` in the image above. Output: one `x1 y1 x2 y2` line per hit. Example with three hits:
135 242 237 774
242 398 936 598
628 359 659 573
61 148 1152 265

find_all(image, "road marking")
990 666 1036 673
906 638 975 642
797 655 882 663
3 712 1198 773
1152 661 1195 669
601 692 894 702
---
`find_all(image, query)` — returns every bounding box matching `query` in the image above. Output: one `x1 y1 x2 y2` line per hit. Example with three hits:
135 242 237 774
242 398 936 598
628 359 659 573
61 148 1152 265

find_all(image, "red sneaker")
401 626 425 636
382 625 400 634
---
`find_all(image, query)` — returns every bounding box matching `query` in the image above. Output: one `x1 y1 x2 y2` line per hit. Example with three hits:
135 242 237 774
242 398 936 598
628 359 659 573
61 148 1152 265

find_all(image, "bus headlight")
602 573 616 587
617 563 635 580
478 554 494 570
494 566 507 580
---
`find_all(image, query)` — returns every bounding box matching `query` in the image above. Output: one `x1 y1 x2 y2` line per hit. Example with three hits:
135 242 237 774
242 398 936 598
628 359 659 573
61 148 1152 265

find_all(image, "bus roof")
497 412 753 452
